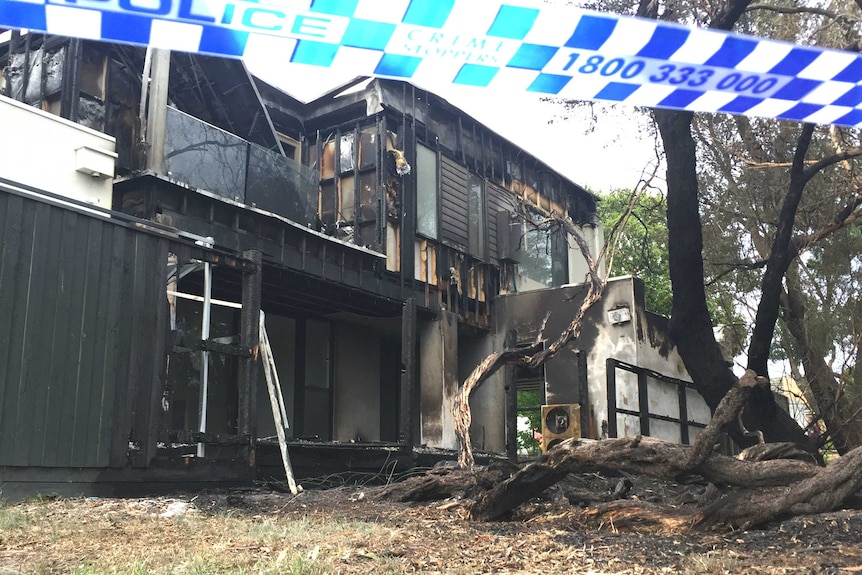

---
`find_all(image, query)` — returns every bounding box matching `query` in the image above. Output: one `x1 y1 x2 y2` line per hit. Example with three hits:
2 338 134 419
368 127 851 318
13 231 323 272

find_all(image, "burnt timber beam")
170 430 250 446
400 118 416 296
238 249 262 465
400 297 416 449
172 335 254 358
60 38 82 122
146 49 170 174
505 329 518 462
114 176 443 315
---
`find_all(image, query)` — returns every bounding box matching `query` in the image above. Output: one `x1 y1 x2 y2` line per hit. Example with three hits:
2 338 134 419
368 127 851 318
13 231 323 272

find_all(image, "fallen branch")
467 374 823 523
467 434 820 521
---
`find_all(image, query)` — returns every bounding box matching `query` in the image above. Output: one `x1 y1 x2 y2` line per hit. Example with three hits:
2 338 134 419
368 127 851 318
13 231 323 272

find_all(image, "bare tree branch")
453 216 604 469
746 3 860 23
802 147 862 183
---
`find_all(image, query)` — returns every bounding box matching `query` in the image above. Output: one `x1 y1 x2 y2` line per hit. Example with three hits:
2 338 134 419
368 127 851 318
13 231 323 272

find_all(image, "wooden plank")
441 205 469 225
65 217 103 466
441 192 468 210
38 207 76 466
441 160 467 173
11 201 52 467
55 211 89 467
0 194 27 465
93 222 125 467
132 235 170 466
238 249 262 461
105 227 138 467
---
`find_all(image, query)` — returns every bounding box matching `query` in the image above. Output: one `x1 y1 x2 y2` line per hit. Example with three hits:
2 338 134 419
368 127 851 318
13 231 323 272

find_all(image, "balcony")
163 107 317 228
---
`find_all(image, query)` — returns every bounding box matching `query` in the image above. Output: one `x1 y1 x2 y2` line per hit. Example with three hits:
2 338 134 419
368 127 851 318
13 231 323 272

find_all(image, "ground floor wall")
495 276 711 451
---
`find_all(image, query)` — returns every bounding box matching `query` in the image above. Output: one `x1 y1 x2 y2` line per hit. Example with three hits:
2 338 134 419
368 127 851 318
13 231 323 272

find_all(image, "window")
468 173 485 259
517 212 569 287
516 353 546 456
416 143 438 238
277 132 301 163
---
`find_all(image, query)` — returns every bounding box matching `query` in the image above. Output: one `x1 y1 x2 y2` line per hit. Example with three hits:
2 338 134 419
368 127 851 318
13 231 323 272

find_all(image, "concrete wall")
582 278 640 438
333 323 381 442
418 311 459 448
0 94 116 207
630 289 711 443
495 276 710 447
460 335 505 453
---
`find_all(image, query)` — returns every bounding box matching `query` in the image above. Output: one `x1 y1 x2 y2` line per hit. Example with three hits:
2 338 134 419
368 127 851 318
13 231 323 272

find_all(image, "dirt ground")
2 474 862 574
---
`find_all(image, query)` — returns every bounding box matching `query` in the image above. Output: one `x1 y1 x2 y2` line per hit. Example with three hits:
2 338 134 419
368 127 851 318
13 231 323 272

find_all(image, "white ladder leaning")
259 311 301 495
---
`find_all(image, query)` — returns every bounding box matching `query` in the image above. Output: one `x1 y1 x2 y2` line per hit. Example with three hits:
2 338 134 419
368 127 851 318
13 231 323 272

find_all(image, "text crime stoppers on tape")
1 0 861 127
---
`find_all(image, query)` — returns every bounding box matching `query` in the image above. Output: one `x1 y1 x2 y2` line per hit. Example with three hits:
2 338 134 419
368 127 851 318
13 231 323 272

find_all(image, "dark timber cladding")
0 185 258 470
440 154 469 250
486 182 510 262
0 190 164 468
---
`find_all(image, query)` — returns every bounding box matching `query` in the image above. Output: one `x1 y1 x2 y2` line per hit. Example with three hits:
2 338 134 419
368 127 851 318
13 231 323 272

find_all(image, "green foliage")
0 506 27 531
516 389 542 455
598 188 672 316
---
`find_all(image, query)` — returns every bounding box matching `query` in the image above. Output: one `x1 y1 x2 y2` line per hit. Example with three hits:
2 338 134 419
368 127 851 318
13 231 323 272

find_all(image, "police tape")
1 0 861 127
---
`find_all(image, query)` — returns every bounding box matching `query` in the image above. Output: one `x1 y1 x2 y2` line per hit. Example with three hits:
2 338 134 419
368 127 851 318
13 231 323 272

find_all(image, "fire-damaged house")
0 34 711 498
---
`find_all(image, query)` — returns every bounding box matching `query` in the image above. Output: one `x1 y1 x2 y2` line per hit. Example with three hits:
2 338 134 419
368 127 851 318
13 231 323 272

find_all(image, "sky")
246 55 664 196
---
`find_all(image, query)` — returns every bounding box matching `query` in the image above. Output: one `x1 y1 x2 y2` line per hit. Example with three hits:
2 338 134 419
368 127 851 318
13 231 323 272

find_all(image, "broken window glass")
468 173 485 259
359 127 377 169
517 212 568 287
416 143 438 239
340 134 355 172
246 143 318 227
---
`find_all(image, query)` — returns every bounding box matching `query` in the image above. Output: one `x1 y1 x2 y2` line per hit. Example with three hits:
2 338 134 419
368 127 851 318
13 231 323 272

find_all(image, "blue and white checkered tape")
2 0 861 127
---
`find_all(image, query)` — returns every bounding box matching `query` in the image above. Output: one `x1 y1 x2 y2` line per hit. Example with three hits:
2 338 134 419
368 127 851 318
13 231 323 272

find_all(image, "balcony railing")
163 107 317 227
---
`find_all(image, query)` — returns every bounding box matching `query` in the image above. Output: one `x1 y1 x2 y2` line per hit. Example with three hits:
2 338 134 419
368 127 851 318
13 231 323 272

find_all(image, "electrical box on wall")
541 403 581 452
608 306 632 325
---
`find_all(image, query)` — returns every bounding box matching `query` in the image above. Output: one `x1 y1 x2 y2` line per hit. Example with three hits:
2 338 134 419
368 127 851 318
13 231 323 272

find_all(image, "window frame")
415 142 440 240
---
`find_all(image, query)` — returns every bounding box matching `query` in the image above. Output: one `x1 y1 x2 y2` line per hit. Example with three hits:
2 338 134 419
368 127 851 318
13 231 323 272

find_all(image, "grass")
0 504 27 531
680 551 742 574
0 497 406 575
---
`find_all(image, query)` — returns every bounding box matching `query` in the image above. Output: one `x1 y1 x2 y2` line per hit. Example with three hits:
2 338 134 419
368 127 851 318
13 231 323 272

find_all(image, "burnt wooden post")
505 329 518 462
679 380 691 445
606 358 618 438
146 48 170 174
293 318 306 435
637 368 651 436
577 350 590 438
400 297 416 451
238 249 262 465
60 38 82 122
400 120 416 295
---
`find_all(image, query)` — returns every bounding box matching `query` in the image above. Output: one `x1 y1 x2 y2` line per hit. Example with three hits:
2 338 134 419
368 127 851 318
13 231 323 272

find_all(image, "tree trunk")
783 263 862 453
746 125 813 377
655 109 809 448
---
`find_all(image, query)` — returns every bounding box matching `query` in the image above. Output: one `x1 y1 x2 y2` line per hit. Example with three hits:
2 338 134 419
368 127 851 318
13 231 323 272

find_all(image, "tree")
637 0 862 452
645 0 862 452
598 189 672 316
428 0 862 530
696 112 862 453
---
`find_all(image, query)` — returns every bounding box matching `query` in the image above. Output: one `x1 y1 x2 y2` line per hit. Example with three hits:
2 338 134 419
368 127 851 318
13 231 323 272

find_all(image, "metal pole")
138 46 153 143
197 260 212 458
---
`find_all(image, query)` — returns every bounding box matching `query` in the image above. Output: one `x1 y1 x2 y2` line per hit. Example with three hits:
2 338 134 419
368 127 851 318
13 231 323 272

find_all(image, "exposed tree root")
387 374 862 530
